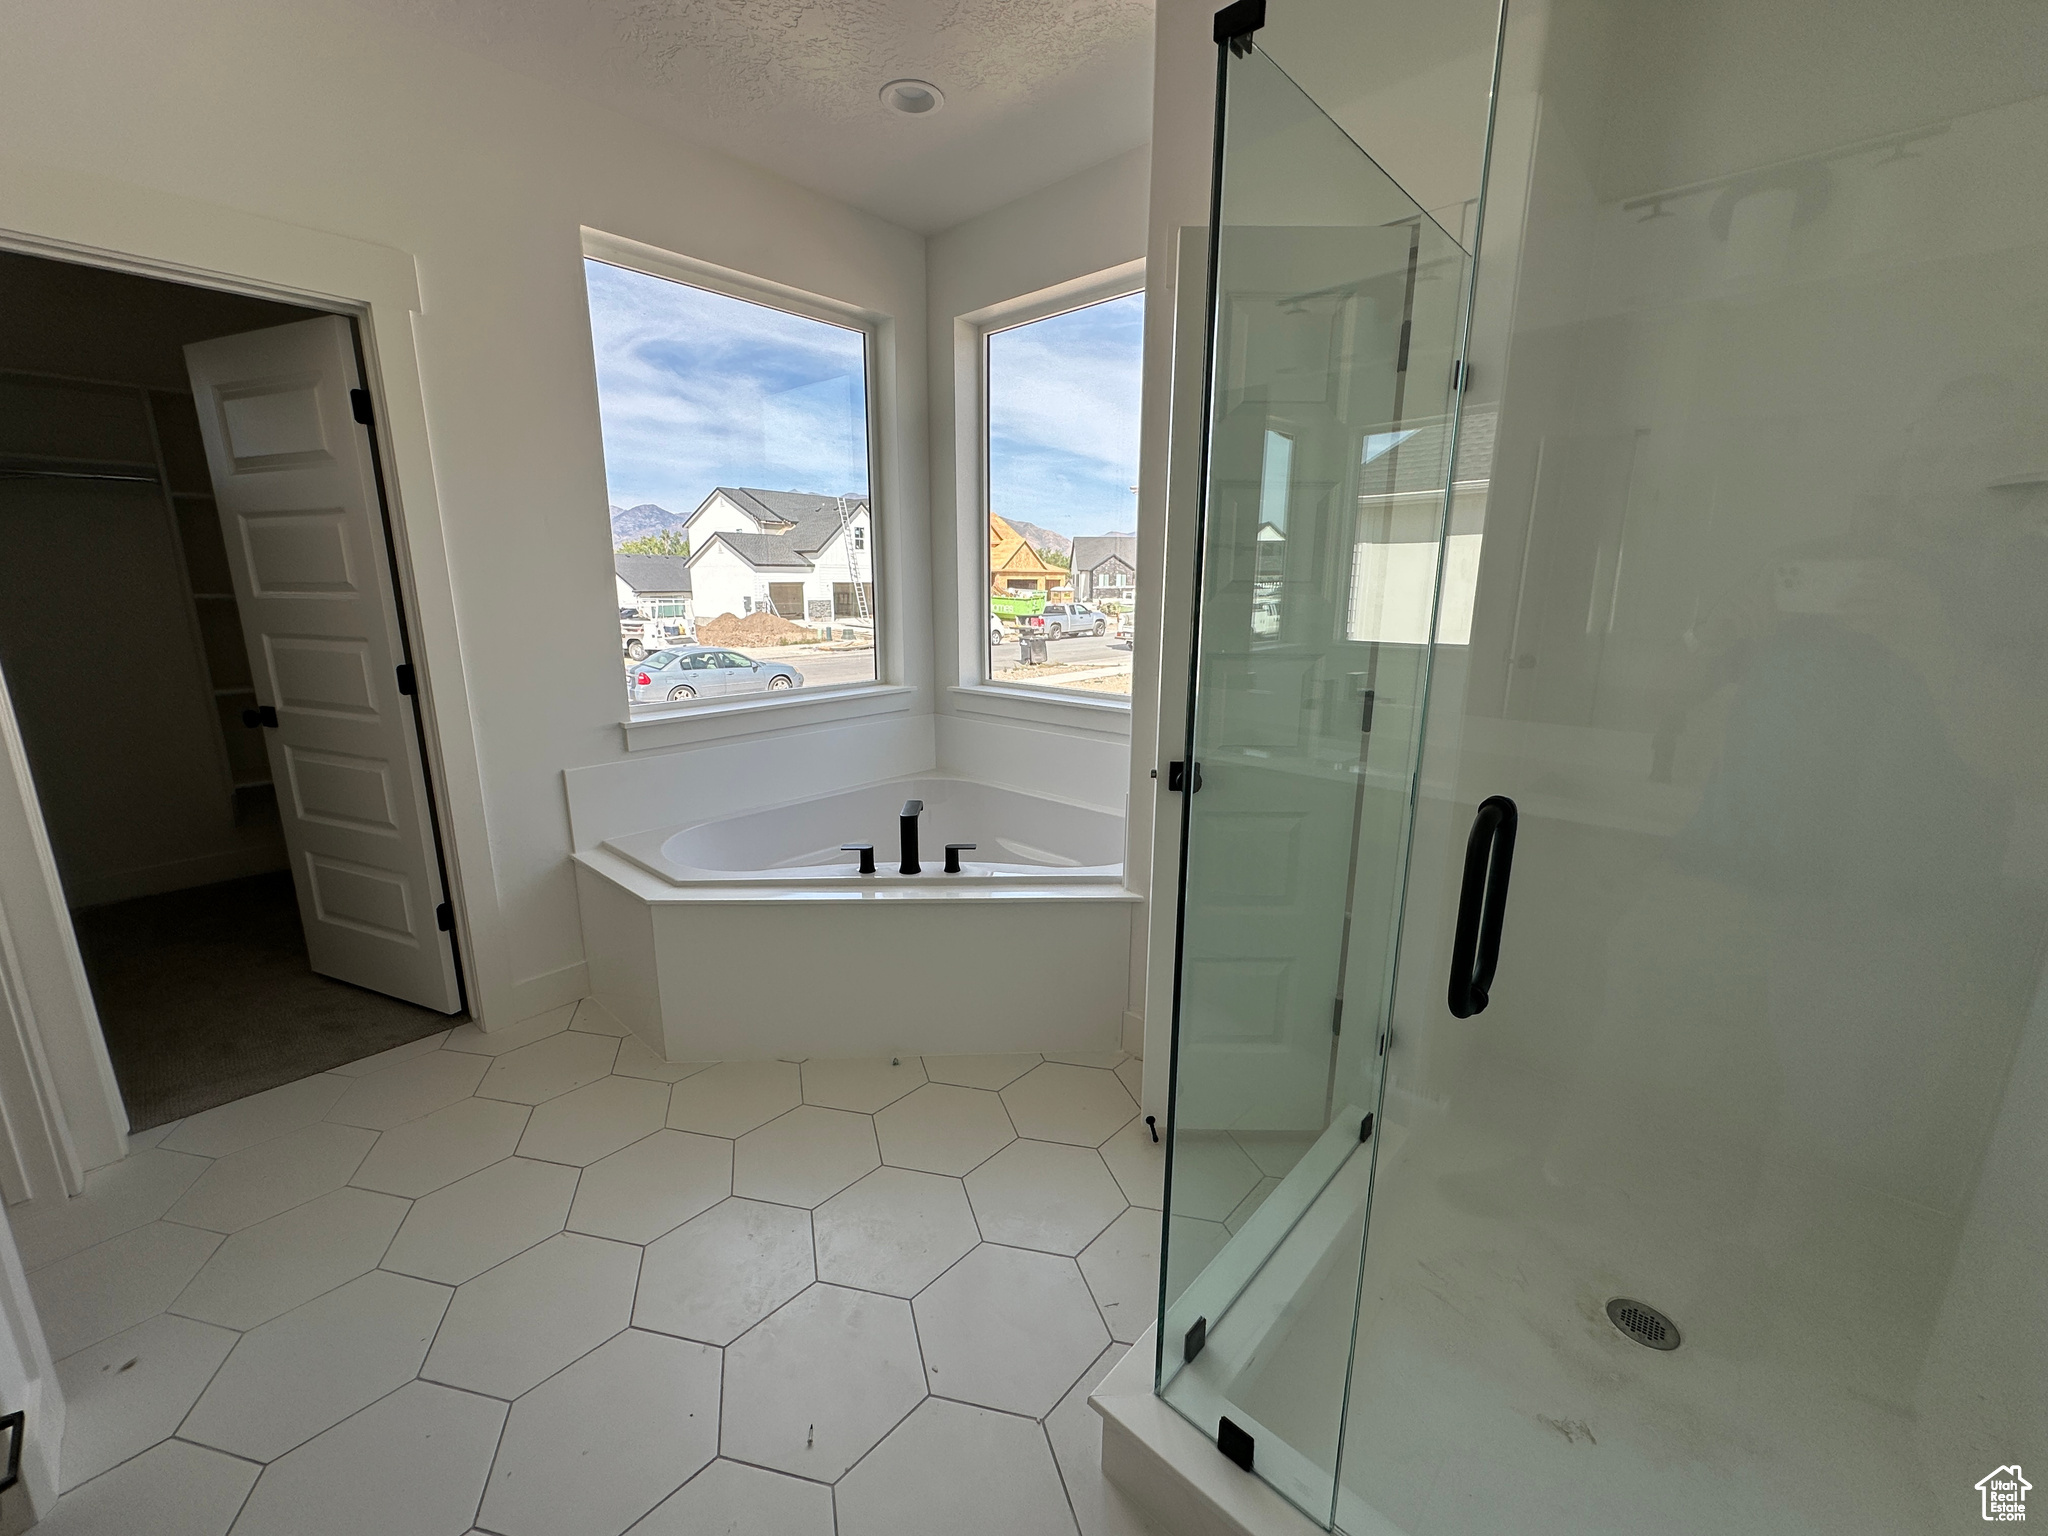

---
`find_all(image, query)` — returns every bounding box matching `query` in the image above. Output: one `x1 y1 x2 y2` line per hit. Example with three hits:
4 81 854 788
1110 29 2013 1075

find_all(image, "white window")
583 246 881 712
983 290 1144 696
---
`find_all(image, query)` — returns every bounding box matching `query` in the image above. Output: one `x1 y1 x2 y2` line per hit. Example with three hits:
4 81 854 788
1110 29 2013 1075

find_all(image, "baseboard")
64 845 289 909
507 959 589 1024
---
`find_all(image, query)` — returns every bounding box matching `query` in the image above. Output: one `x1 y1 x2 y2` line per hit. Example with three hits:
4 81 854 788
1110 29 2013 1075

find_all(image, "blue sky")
584 259 869 513
987 291 1145 538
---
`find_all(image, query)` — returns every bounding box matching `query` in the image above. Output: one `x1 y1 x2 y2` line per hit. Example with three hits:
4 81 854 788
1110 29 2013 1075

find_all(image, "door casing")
0 179 505 1183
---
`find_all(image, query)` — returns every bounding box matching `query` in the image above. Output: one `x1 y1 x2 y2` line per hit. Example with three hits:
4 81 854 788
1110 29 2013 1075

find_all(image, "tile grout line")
57 1050 1148 1533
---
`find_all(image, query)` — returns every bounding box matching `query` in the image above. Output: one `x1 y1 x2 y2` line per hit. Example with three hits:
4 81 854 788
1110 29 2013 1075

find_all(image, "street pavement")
625 630 1133 697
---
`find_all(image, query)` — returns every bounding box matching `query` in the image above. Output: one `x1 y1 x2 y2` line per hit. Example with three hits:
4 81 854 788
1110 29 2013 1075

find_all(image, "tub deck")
574 846 1141 1062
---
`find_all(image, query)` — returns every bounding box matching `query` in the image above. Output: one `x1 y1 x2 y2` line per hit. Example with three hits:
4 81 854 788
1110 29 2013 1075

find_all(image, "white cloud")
584 260 869 513
988 292 1145 536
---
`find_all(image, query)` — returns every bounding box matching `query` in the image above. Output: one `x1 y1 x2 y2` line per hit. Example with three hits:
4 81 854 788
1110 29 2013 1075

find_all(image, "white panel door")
184 316 460 1013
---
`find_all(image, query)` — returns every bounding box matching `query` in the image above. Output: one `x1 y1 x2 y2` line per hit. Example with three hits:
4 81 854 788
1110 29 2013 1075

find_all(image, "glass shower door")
1156 33 1476 1527
1334 2 2048 1533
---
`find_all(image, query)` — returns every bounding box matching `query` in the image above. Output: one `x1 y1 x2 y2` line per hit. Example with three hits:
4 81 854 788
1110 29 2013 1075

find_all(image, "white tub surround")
604 776 1122 886
574 775 1137 1061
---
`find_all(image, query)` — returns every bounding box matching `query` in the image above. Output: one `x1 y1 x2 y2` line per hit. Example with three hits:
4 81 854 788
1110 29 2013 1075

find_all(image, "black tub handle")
1447 795 1517 1019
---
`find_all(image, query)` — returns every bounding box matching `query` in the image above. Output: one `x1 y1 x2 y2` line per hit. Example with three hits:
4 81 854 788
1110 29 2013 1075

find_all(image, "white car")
989 614 1005 646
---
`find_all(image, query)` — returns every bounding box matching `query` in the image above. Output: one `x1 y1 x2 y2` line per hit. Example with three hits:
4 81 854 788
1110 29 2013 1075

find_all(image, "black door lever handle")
1448 795 1517 1018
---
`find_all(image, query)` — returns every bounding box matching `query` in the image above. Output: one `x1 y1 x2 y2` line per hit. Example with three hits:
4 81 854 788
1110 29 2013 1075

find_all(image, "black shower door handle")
1447 795 1518 1019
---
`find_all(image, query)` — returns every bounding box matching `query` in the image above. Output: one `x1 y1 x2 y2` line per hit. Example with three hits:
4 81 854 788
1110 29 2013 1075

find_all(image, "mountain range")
609 502 690 546
1003 519 1072 557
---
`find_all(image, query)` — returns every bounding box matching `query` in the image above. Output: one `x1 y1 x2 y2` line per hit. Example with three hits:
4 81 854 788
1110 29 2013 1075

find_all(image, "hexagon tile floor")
7 1002 1287 1536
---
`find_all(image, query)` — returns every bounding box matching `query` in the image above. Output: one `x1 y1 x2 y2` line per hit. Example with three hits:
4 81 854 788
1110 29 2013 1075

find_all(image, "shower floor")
1186 1089 1972 1535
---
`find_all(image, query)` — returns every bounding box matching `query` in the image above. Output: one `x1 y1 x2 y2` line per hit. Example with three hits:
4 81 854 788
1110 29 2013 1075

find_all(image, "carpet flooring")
71 871 459 1130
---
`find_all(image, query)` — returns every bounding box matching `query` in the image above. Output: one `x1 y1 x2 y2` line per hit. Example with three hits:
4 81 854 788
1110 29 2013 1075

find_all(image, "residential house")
613 553 695 636
684 487 874 625
989 513 1069 596
1069 533 1137 606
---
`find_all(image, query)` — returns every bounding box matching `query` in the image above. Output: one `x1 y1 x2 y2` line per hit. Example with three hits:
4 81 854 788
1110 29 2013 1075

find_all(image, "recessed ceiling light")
879 79 945 116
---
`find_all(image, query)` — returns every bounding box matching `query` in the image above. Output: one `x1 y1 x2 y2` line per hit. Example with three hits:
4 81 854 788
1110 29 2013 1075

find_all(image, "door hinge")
1330 997 1343 1037
1167 760 1203 793
396 663 416 696
241 704 280 729
1451 358 1471 393
1396 318 1413 373
1217 1415 1255 1472
1183 1315 1208 1363
349 387 374 427
0 1408 23 1495
1379 1029 1389 1056
435 902 453 932
1360 1112 1375 1142
1359 689 1376 733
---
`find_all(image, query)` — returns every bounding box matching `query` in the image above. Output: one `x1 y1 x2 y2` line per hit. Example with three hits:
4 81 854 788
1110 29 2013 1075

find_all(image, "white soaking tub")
573 775 1139 1062
601 775 1124 886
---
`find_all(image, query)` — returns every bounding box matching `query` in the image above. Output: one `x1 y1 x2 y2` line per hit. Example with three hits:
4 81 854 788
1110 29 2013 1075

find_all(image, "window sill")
621 684 916 752
947 684 1133 739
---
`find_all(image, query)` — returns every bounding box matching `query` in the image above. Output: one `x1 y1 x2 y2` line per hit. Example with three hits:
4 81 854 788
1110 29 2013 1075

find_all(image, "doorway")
0 250 464 1129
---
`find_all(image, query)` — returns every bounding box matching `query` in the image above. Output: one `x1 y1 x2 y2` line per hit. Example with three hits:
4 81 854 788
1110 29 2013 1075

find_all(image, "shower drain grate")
1606 1297 1681 1350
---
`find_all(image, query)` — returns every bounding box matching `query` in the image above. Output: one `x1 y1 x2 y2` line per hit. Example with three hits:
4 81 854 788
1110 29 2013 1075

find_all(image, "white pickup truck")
621 609 687 660
1022 602 1109 639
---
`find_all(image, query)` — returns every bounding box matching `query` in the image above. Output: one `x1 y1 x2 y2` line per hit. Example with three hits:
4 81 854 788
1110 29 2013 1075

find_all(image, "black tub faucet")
899 799 923 875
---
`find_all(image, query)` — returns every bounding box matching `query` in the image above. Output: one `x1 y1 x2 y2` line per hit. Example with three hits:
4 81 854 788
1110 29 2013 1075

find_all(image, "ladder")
835 496 871 625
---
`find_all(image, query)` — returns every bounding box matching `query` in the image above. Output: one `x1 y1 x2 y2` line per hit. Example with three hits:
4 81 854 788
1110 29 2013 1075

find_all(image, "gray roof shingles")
614 553 694 594
1070 534 1138 573
685 487 869 571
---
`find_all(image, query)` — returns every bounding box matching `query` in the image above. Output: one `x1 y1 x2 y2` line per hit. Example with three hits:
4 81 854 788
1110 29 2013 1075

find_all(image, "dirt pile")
697 610 813 646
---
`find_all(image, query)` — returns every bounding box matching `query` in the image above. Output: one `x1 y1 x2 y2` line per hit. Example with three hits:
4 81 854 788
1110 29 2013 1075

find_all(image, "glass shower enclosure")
1154 18 1479 1527
1157 2 2047 1532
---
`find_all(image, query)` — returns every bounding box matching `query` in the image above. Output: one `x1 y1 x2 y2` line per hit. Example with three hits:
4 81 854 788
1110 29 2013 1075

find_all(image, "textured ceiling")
357 0 1157 232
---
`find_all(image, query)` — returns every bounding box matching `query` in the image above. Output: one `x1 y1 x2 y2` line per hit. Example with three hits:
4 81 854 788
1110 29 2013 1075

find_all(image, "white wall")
0 0 932 1021
685 543 762 632
925 146 1152 1048
1130 0 1224 1103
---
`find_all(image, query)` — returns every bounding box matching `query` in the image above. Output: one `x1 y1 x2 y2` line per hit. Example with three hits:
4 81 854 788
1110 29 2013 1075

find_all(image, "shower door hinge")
350 387 374 426
1451 359 1472 393
1217 1415 1255 1472
1213 0 1264 49
395 663 416 696
1183 1315 1208 1363
1330 997 1343 1037
1361 1112 1374 1142
435 902 453 932
1359 689 1376 733
1167 760 1203 793
0 1408 22 1494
